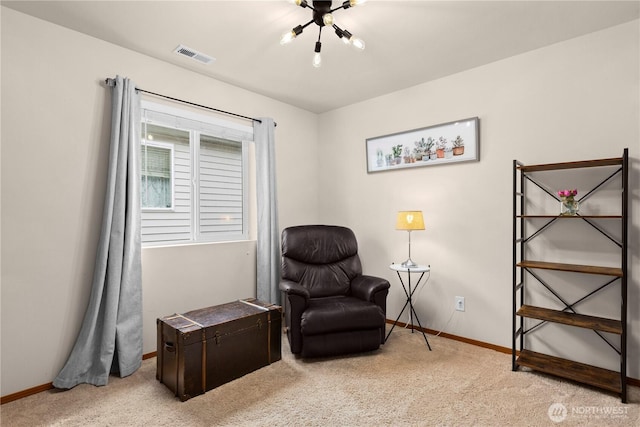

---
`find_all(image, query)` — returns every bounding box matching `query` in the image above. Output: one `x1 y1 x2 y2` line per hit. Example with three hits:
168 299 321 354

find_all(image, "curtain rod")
104 78 264 125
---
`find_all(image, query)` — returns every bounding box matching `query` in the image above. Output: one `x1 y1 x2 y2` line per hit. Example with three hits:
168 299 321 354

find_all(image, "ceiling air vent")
173 44 215 65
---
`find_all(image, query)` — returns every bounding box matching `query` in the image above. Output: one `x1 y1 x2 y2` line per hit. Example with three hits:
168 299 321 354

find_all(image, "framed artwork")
366 117 479 173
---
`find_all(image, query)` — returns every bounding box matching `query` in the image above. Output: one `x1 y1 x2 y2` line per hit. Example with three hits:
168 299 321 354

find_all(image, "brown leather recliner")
279 225 391 358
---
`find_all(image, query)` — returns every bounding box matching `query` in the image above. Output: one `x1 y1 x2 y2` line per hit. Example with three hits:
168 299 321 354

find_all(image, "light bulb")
341 30 366 50
313 41 322 68
349 0 367 6
280 30 296 45
280 25 303 45
351 37 365 50
340 28 353 44
323 13 334 27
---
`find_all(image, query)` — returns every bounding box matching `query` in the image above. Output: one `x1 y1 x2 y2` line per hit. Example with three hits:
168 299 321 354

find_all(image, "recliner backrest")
281 225 363 298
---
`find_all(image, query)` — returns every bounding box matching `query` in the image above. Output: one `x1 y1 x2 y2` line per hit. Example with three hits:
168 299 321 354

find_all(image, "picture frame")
366 117 479 173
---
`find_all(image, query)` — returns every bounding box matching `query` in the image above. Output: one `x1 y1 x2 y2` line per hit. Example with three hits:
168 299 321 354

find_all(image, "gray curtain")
254 118 280 305
53 76 142 389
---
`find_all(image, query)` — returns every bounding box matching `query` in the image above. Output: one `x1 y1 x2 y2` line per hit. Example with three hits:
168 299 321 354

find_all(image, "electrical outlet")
455 296 465 312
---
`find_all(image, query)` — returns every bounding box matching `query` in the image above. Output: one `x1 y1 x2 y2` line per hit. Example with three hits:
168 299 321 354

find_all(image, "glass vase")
560 197 579 216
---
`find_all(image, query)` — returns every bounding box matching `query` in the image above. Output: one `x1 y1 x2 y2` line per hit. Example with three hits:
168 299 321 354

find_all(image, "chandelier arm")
329 4 348 13
300 19 315 30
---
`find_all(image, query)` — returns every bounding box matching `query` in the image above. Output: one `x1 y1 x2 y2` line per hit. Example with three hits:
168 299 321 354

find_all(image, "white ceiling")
3 1 639 113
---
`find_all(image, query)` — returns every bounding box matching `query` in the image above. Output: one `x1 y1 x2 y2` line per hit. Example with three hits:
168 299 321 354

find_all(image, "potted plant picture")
436 137 447 158
445 146 453 159
413 138 427 161
452 135 464 156
392 144 403 165
422 137 435 160
423 137 435 161
365 117 479 173
403 146 413 163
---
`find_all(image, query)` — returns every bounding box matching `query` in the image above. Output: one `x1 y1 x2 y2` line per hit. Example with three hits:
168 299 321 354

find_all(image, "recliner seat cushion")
301 296 385 336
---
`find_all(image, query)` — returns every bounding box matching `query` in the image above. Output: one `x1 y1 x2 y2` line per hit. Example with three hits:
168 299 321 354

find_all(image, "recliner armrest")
279 279 310 354
351 275 390 303
279 279 311 301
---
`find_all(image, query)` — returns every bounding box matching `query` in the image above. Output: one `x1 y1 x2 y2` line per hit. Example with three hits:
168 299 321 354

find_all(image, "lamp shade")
396 211 425 230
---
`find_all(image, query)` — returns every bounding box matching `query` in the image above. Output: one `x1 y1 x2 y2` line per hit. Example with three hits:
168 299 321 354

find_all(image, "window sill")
142 239 255 250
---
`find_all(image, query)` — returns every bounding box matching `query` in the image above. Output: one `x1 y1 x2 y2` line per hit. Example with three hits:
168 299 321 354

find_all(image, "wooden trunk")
156 298 282 401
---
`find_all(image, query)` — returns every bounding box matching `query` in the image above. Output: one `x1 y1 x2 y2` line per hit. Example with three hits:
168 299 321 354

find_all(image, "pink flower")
557 189 578 198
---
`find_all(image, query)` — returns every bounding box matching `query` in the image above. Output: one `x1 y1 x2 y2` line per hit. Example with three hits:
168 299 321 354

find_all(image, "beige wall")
0 8 319 396
318 20 639 377
1 6 639 398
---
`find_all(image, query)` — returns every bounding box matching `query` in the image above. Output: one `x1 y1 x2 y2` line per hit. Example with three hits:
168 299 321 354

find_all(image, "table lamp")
396 210 425 268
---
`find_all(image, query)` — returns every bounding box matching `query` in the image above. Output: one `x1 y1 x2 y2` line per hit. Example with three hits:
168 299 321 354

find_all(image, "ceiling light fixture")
280 0 366 68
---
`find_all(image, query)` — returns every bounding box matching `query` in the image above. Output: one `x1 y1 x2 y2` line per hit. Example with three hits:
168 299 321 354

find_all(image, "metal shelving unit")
512 148 628 402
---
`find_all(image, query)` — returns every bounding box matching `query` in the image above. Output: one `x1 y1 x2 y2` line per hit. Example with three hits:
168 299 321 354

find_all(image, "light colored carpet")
2 328 638 426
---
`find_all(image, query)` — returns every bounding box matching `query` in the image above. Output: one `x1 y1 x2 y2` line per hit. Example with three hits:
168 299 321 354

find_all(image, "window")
140 101 253 245
141 138 174 210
